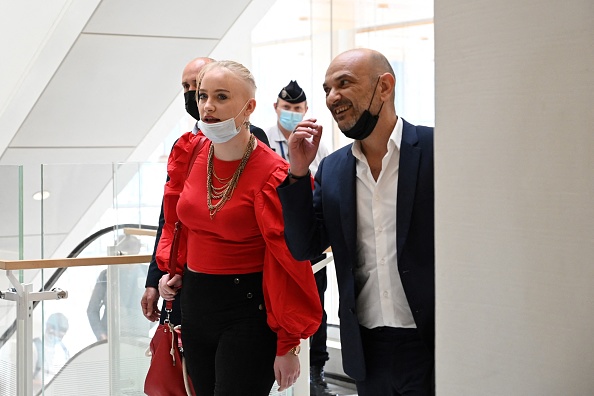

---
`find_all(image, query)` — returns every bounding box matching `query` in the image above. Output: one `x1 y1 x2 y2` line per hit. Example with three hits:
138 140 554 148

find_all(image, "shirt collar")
192 122 199 135
274 124 288 143
351 116 403 159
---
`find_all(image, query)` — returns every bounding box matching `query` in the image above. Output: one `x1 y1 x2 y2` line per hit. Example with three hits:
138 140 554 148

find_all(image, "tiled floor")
326 379 358 396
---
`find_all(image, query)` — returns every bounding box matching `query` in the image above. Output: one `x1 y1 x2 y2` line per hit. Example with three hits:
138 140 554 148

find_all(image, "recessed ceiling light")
33 191 50 201
378 3 389 8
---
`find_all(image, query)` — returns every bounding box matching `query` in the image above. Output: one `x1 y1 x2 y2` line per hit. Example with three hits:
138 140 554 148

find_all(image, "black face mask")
341 77 383 141
184 90 200 121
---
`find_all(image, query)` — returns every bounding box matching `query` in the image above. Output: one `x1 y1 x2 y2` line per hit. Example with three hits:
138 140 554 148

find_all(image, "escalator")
0 224 157 396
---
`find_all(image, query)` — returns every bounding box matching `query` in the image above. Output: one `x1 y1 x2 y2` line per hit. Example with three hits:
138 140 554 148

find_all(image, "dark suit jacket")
277 118 434 381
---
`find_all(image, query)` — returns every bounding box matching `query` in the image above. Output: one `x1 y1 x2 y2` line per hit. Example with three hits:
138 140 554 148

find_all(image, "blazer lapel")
397 120 421 261
338 147 358 260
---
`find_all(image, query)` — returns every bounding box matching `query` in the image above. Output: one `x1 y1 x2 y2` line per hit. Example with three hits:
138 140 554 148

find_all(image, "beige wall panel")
435 0 594 394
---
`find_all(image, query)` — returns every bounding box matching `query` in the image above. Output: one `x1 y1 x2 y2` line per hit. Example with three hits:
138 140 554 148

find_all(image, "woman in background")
156 60 321 396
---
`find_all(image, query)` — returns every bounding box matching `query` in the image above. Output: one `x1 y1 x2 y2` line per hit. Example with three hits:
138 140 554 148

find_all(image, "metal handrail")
0 224 157 349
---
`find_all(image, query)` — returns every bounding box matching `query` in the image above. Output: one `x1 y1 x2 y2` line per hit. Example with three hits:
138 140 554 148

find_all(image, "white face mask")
198 101 249 144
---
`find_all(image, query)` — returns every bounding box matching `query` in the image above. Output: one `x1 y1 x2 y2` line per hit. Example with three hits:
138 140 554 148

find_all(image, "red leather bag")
144 320 194 396
144 221 195 395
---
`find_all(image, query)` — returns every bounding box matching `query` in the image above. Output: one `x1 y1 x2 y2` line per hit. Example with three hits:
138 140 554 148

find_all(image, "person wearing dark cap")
266 80 330 176
266 80 335 396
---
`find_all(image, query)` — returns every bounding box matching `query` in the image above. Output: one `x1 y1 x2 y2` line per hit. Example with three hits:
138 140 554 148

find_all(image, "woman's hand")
273 351 300 391
158 273 182 301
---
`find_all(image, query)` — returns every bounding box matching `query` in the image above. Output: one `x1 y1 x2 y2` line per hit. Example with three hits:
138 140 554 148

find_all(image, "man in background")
266 80 329 175
266 80 334 396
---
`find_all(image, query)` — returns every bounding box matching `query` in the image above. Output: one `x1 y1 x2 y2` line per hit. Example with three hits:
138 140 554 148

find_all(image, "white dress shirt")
265 124 330 176
351 116 416 329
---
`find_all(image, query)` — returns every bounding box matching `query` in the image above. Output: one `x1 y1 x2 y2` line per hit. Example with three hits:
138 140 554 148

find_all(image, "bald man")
278 48 435 395
141 57 269 325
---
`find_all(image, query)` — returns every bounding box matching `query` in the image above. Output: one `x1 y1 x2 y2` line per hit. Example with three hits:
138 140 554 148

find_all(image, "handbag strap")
164 134 208 316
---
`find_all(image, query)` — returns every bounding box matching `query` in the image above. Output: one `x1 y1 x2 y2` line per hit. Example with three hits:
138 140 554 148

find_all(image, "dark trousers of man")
181 270 276 396
356 326 434 396
310 261 329 367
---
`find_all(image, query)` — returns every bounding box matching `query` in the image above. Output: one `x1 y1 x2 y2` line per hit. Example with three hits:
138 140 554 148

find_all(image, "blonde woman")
156 60 321 395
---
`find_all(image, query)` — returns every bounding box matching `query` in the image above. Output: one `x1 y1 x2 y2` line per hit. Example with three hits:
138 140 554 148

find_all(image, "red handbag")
144 222 195 395
144 135 207 396
144 319 194 396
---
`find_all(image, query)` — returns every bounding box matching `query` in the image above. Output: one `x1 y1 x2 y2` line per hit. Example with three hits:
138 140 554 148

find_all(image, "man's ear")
379 73 395 101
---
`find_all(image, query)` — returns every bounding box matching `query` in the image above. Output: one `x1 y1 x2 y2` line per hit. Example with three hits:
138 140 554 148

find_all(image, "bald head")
331 48 394 84
182 57 214 92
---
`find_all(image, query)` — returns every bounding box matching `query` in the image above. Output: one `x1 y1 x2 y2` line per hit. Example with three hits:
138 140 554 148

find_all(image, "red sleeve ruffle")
156 132 208 276
256 166 323 356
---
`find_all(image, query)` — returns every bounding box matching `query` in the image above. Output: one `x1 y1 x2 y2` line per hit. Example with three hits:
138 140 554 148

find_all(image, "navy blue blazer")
277 118 434 381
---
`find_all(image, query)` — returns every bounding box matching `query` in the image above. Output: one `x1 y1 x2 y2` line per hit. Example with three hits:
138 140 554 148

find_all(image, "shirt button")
377 226 383 232
247 292 253 299
383 291 389 298
234 278 240 284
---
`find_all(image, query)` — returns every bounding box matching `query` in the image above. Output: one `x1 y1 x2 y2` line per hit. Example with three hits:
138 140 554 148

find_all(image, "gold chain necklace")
206 134 256 219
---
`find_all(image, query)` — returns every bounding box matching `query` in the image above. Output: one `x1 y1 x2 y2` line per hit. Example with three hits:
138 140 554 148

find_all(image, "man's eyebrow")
334 73 355 81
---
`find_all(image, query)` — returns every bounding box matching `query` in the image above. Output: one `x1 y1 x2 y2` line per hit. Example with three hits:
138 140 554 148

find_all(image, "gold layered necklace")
206 133 256 219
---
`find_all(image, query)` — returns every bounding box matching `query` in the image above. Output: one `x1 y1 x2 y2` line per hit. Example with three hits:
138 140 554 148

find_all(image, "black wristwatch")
288 169 310 180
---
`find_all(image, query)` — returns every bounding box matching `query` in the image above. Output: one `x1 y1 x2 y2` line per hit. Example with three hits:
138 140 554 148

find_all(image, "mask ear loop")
366 76 383 114
235 100 252 131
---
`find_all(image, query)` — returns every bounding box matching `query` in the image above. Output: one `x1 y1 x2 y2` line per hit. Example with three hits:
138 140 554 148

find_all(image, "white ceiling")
0 0 273 260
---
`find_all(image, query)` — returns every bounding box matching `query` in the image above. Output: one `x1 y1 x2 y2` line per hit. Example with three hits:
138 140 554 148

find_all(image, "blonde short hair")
198 60 257 97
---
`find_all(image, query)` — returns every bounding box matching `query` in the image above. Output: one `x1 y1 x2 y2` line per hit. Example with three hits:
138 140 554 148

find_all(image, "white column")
435 0 594 394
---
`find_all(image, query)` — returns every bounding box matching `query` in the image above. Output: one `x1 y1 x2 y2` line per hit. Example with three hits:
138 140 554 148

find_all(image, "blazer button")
247 292 253 299
258 304 264 310
234 278 240 284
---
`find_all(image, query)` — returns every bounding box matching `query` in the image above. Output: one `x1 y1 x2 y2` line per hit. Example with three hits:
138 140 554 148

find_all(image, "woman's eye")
217 94 228 100
198 93 207 100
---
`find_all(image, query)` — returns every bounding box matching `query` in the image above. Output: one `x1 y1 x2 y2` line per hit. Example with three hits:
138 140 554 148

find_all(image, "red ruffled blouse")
156 132 322 355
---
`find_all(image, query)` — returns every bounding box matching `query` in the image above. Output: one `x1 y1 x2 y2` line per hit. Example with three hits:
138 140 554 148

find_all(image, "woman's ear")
245 98 257 116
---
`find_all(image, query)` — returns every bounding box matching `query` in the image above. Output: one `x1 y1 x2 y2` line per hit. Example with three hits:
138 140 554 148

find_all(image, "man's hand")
288 118 323 177
274 352 300 391
141 287 161 322
158 273 182 301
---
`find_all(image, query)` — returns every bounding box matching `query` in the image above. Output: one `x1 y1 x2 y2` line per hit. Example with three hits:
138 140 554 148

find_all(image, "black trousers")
180 270 276 396
356 326 434 396
310 263 329 367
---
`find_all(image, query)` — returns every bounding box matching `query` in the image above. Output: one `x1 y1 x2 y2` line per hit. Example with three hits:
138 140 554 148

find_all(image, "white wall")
435 0 594 394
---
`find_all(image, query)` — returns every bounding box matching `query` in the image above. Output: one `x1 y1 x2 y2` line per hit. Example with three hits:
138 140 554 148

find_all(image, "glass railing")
0 162 163 396
0 254 153 396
